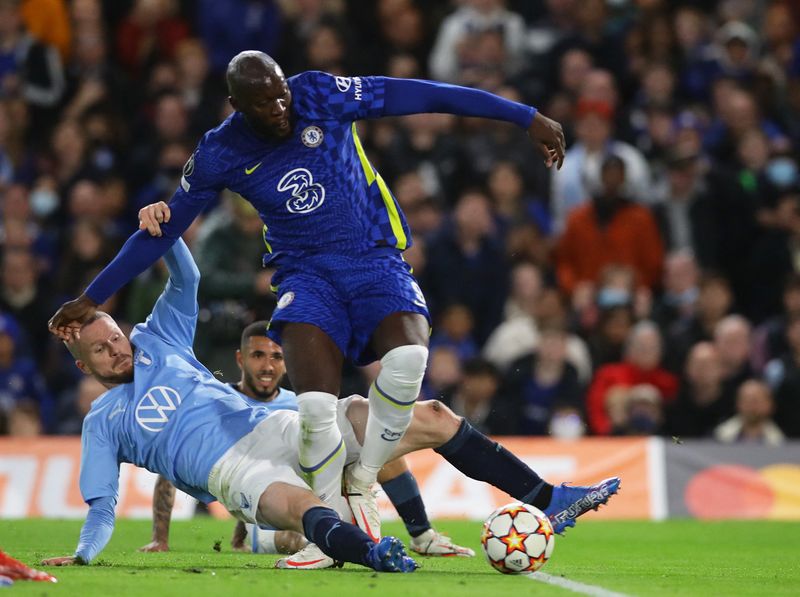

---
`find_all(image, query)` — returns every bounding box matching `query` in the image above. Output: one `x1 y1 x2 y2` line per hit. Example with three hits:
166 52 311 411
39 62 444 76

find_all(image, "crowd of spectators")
1 0 799 445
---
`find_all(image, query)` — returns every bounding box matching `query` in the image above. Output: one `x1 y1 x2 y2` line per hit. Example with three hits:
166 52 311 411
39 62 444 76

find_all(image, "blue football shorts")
266 252 430 365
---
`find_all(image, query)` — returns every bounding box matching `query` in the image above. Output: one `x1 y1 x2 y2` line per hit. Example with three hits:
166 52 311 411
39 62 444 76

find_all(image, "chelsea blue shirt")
84 72 536 304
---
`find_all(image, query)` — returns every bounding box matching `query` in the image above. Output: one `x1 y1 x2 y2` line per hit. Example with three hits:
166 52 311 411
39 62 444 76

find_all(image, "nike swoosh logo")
358 507 380 543
286 558 325 567
245 162 262 175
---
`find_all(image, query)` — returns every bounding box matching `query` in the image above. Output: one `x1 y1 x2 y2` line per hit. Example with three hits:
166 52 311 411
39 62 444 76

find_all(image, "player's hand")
41 556 81 566
231 520 248 552
527 112 565 169
138 201 171 237
48 294 98 341
138 540 169 553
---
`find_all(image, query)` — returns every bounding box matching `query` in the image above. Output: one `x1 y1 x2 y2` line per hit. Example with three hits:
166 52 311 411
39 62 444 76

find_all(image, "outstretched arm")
139 475 176 553
43 496 117 566
381 78 565 168
49 173 216 341
160 237 201 315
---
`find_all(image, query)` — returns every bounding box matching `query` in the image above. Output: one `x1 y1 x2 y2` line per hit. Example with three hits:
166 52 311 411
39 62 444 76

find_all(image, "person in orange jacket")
556 154 664 299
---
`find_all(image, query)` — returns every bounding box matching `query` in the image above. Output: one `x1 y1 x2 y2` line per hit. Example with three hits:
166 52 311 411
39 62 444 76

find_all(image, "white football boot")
409 529 475 557
274 543 341 570
343 465 381 542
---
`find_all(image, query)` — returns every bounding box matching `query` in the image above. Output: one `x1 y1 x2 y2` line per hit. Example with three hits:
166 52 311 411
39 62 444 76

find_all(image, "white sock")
353 345 428 484
249 525 278 554
297 391 345 501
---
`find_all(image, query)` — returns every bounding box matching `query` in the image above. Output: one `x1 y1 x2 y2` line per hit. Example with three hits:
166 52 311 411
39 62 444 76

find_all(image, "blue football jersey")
234 384 298 412
175 71 411 267
79 240 268 505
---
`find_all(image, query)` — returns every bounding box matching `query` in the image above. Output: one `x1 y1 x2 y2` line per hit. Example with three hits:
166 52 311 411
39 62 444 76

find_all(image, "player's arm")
48 154 218 341
380 78 564 168
305 72 563 168
231 521 249 551
137 201 200 317
139 475 176 553
42 496 117 566
137 236 200 348
161 237 201 314
44 428 120 566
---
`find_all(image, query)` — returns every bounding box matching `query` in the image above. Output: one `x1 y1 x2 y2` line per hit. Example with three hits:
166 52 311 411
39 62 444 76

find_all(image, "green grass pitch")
2 519 799 596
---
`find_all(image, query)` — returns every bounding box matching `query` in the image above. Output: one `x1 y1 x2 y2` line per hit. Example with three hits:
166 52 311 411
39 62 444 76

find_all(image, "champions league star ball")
481 502 555 574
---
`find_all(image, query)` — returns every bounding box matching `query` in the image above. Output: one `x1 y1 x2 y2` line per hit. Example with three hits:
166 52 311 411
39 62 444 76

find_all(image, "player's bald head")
226 51 283 100
226 51 293 139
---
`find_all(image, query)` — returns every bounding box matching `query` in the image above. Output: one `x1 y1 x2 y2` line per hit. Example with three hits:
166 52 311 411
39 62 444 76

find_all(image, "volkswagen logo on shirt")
135 386 182 432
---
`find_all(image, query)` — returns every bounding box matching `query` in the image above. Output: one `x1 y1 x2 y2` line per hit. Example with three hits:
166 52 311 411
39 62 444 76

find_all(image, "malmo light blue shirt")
238 386 298 412
75 240 269 562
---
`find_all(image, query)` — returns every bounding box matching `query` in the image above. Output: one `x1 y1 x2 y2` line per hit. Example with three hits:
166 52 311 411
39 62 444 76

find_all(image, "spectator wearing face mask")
548 405 586 441
651 251 701 333
586 320 678 435
606 383 664 436
502 323 584 436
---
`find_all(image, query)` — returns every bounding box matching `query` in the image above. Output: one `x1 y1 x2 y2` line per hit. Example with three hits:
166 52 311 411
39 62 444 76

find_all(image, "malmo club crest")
301 126 323 148
135 386 182 432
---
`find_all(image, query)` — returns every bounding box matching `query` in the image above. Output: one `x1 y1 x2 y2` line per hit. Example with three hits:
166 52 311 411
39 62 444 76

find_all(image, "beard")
95 364 134 385
243 371 278 400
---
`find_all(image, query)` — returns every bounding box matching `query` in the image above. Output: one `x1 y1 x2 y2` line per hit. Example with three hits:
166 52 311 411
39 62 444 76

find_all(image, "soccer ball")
481 502 555 574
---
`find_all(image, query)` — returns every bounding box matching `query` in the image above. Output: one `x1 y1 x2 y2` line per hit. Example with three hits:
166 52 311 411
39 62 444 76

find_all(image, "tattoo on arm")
152 475 176 543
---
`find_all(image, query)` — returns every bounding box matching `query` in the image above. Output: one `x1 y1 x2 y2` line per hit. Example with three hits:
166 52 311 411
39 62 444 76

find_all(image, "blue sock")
435 419 553 509
382 471 431 538
302 506 373 566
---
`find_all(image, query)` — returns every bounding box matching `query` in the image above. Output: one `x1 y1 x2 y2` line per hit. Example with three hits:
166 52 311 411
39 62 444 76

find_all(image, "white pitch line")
527 572 634 597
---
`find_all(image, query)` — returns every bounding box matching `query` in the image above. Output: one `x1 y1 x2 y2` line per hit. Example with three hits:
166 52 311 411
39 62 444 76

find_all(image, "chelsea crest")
301 126 324 148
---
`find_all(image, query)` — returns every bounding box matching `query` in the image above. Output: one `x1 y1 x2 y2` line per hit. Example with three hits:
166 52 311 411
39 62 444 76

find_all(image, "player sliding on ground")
42 240 619 570
49 51 567 541
138 318 474 562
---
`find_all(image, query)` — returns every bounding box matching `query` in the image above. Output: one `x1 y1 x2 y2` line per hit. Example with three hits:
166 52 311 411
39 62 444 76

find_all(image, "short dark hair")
240 320 271 349
462 358 499 380
601 153 626 174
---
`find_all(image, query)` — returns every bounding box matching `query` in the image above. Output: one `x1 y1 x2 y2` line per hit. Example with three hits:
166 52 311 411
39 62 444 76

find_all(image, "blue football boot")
365 536 418 573
543 477 621 534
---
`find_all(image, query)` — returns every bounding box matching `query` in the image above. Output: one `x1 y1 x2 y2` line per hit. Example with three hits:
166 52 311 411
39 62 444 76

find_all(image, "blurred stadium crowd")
1 0 799 444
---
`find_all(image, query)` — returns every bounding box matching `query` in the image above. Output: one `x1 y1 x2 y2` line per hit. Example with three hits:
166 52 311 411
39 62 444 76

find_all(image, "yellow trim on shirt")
351 123 407 250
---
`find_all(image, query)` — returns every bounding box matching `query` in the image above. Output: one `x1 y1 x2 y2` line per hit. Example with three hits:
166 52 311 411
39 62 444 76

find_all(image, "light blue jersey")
235 385 298 413
75 240 271 563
